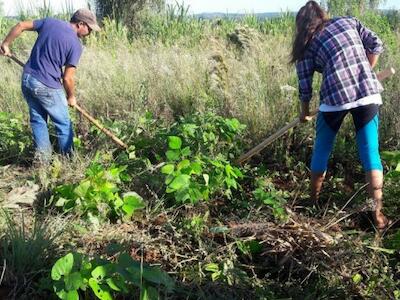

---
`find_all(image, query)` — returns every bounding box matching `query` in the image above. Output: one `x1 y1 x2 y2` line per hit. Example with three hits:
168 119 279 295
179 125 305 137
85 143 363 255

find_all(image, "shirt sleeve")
33 19 45 32
356 19 384 54
65 41 83 68
296 57 314 102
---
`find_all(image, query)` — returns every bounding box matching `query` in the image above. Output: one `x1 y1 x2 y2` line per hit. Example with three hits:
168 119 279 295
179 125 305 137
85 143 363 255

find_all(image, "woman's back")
297 17 383 106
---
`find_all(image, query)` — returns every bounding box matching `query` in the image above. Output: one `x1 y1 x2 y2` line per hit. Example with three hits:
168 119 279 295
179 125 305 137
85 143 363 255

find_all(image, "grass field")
1 4 400 299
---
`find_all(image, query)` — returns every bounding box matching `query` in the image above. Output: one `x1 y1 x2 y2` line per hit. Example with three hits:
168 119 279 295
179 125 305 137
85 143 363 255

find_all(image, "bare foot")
373 211 389 230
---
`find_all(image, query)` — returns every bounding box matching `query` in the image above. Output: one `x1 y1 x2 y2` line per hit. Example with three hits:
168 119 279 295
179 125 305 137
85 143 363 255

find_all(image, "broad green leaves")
53 163 145 223
168 136 182 149
52 253 75 281
161 114 246 204
382 151 400 178
51 252 175 300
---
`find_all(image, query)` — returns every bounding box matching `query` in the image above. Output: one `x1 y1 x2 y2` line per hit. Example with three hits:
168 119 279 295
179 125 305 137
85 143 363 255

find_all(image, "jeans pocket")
29 78 55 106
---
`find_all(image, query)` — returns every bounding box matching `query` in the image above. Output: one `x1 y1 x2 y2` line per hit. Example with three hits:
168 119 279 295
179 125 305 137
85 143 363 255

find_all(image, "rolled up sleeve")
356 19 384 54
296 58 314 102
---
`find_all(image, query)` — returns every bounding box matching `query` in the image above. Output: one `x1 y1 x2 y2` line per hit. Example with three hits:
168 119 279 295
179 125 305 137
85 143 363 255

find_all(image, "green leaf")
114 197 124 209
91 265 111 282
177 159 190 170
190 162 202 174
352 273 362 284
188 188 203 203
122 193 145 217
74 180 91 198
57 290 79 300
141 267 175 290
166 150 180 161
203 174 209 186
55 197 67 207
169 174 190 191
52 253 74 280
106 276 128 292
175 188 190 203
161 164 175 175
180 146 191 157
65 272 83 291
88 278 113 300
204 263 219 273
168 136 182 150
140 284 159 300
366 246 395 254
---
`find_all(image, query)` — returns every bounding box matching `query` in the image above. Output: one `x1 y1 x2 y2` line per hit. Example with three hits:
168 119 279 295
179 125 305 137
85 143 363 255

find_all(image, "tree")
94 0 164 21
0 0 3 16
322 0 384 16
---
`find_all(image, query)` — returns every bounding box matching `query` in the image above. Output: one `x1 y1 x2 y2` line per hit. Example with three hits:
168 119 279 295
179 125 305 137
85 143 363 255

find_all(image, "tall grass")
0 211 67 297
0 5 399 147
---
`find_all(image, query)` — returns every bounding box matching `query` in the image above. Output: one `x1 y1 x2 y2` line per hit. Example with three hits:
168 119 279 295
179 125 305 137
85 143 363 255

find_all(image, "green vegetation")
51 252 174 300
1 1 400 299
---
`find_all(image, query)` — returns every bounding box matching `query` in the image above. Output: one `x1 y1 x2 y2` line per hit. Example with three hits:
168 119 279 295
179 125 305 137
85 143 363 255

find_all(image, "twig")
323 212 357 231
0 259 6 285
323 183 368 230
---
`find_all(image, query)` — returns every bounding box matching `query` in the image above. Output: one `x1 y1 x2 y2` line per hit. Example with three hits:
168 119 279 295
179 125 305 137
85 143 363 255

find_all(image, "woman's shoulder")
329 16 359 27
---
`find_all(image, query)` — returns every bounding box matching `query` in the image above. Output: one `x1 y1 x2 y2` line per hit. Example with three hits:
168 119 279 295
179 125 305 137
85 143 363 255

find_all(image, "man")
0 9 100 162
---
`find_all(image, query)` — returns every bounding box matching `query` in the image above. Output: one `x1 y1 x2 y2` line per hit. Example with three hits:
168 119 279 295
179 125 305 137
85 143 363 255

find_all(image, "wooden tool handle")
377 67 395 81
74 104 128 149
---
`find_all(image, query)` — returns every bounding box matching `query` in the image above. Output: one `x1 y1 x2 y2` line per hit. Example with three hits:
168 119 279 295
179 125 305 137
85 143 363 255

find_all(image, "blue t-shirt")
23 18 82 89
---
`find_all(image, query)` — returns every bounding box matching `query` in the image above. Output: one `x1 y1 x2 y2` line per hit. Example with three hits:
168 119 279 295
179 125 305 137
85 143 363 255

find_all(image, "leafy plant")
53 162 145 224
51 252 175 300
382 151 400 178
253 178 288 221
236 240 263 257
182 212 209 236
204 260 248 286
0 112 32 164
161 135 243 204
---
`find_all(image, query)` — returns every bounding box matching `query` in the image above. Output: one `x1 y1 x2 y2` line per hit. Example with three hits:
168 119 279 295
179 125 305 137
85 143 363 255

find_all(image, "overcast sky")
3 0 400 16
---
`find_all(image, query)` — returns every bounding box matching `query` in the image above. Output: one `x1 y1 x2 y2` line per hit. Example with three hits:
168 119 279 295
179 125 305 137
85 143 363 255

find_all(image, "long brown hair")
290 1 329 64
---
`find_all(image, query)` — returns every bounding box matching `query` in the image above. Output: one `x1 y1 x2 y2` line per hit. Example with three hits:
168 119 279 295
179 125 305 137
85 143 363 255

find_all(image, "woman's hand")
300 111 313 123
300 101 313 123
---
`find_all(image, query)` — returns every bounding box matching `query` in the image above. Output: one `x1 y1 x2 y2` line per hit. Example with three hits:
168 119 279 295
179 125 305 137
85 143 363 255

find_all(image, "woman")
291 1 388 229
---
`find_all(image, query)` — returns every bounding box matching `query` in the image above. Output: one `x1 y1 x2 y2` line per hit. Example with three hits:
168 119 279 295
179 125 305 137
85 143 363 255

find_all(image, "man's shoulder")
37 18 70 30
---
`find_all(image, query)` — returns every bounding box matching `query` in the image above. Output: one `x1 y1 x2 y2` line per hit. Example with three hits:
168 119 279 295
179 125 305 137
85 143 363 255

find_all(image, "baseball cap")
71 8 100 31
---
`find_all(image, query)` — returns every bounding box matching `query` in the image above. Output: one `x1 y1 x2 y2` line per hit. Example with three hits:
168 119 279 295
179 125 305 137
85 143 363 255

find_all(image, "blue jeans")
21 73 73 159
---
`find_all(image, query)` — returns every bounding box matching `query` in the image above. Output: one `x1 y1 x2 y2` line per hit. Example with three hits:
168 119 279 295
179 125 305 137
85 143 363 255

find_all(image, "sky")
3 0 400 16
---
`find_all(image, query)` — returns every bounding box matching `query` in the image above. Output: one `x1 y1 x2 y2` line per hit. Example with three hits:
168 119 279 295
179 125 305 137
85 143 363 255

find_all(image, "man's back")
24 18 82 89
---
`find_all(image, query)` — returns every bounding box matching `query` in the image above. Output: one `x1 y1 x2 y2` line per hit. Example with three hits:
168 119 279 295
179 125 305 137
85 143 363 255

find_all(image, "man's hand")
0 43 11 56
1 21 34 57
67 95 77 107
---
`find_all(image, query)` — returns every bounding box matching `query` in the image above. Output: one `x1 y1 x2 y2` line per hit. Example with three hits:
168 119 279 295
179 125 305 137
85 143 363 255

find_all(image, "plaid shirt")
296 17 384 106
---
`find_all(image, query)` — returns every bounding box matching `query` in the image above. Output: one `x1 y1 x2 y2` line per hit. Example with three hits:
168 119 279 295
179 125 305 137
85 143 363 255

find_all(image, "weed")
50 251 174 300
0 211 66 298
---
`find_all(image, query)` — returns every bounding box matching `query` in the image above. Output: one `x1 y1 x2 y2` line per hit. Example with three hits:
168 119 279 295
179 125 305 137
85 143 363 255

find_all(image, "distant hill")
194 12 292 20
194 9 398 20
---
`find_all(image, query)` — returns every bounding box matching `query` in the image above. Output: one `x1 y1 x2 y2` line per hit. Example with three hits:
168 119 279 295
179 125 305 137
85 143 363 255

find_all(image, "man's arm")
0 21 35 56
63 66 77 107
